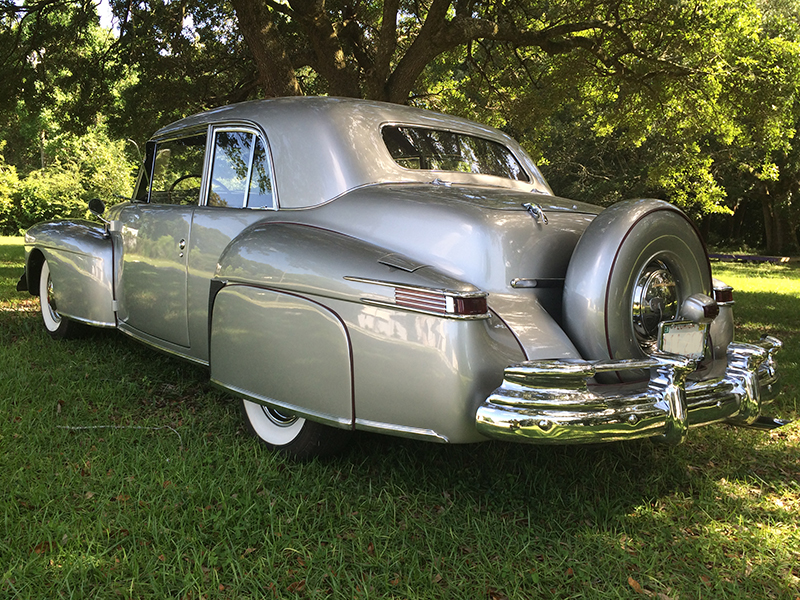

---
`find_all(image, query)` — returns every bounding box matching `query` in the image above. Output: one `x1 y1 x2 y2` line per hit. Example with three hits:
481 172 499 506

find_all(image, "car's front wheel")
39 260 84 340
240 399 350 459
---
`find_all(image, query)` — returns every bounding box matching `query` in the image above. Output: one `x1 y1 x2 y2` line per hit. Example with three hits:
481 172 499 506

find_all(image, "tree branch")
288 0 360 97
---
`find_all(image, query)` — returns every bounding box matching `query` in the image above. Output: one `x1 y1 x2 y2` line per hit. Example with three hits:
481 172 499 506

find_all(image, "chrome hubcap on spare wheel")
632 260 679 353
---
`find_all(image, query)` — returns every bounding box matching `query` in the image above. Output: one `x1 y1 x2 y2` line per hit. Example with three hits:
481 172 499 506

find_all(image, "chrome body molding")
475 336 782 445
354 419 450 443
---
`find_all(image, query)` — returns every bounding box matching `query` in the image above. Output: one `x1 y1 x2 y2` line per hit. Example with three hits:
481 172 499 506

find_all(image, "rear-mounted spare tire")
562 199 712 382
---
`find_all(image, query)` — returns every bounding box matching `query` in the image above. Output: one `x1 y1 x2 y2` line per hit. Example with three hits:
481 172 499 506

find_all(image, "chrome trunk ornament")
522 202 548 224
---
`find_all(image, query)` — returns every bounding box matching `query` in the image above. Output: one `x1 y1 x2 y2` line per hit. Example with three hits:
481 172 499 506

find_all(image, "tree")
2 0 799 251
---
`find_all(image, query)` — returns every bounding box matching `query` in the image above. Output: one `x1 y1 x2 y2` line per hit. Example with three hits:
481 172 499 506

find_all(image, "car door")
116 132 208 348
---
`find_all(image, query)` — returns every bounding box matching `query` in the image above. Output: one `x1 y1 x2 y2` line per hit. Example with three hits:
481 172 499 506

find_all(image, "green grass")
2 235 799 599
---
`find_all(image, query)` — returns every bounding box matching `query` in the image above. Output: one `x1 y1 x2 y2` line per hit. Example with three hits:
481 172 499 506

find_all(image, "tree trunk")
761 187 779 254
230 0 302 98
288 0 361 98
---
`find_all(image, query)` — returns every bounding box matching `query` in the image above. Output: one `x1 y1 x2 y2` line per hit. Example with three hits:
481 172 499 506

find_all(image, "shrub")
0 125 136 233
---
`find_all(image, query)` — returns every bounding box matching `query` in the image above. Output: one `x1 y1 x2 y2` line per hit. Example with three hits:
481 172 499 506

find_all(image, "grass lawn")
1 234 799 599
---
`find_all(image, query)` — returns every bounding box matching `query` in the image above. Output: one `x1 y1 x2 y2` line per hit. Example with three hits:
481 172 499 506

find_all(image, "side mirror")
88 197 106 217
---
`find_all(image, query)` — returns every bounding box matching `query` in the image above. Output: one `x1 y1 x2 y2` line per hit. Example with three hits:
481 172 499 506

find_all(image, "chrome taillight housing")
712 278 735 305
346 277 490 319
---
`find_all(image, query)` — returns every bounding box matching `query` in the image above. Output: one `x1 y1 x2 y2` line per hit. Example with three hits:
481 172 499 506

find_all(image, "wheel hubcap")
632 260 679 353
45 272 61 324
263 406 298 428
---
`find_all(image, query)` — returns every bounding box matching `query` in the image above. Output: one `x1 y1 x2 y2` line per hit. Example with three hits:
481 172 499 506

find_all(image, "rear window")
382 126 529 182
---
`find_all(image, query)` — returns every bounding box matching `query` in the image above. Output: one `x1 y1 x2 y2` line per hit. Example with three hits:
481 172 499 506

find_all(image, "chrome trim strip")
476 336 784 445
360 298 490 320
344 275 487 298
66 316 117 328
355 418 449 442
117 325 209 366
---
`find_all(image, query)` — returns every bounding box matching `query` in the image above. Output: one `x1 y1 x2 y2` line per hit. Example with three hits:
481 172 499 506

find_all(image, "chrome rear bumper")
476 336 783 445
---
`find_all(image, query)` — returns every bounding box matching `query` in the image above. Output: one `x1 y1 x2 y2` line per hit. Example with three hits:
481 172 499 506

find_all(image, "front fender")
24 220 116 327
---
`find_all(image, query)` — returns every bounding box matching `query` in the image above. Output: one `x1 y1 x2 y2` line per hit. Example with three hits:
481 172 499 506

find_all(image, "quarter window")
207 130 274 209
208 131 252 208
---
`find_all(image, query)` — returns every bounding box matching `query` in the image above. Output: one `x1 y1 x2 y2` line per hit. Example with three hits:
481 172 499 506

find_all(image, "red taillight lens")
714 287 734 304
455 296 488 315
393 286 488 317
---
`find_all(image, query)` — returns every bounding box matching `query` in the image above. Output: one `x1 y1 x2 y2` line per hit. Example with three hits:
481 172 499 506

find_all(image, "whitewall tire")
39 260 83 340
240 399 350 459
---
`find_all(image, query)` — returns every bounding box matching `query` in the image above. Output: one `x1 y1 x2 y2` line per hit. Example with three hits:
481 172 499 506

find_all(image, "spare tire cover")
563 199 712 379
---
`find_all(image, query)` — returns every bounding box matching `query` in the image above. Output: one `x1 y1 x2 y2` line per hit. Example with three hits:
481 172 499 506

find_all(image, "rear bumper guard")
476 336 784 445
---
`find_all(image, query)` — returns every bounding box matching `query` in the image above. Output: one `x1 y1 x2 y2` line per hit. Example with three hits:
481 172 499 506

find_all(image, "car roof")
152 96 550 209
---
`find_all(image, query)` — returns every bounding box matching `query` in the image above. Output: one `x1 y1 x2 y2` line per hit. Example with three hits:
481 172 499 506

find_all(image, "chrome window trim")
145 130 209 206
204 125 278 211
206 126 256 209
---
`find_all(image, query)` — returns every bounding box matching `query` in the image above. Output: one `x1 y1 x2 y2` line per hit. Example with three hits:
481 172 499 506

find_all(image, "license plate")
658 320 708 359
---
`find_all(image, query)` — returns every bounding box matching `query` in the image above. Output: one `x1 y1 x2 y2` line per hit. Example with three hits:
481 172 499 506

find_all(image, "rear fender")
24 221 116 327
213 221 484 302
208 222 498 433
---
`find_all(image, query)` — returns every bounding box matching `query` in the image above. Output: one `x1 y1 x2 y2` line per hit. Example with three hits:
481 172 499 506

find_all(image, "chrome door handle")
179 239 186 250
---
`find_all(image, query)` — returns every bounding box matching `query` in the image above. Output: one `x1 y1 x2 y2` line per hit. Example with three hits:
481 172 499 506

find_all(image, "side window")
149 134 207 205
207 129 275 209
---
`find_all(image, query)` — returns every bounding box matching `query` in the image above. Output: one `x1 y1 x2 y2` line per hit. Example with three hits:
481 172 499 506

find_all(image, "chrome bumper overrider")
476 336 783 445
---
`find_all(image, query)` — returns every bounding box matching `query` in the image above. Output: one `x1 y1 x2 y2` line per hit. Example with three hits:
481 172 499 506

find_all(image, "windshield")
382 126 530 182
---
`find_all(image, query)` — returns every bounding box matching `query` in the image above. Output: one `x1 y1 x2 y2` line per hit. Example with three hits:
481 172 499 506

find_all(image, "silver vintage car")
17 97 785 458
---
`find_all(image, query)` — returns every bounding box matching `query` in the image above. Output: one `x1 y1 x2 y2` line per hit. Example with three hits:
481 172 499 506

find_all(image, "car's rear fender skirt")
24 220 116 327
209 285 355 428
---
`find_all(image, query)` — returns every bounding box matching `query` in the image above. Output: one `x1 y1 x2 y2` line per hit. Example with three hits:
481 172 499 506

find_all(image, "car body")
18 97 785 457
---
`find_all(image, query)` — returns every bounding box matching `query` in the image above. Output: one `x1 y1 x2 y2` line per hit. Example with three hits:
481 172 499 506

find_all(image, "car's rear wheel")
563 199 712 382
39 260 84 340
240 399 350 459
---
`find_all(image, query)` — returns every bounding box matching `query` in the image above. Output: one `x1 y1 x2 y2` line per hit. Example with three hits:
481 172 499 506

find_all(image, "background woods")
0 0 799 253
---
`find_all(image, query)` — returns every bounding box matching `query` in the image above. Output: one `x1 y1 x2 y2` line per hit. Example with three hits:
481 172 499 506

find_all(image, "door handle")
178 239 186 250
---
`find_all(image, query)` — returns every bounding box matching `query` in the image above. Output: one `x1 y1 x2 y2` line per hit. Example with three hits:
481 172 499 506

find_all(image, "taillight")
345 276 490 319
395 287 447 313
454 296 488 316
394 285 488 317
713 281 734 305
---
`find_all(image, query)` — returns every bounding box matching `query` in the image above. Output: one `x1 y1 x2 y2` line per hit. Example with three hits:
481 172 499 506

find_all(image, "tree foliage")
0 0 799 251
